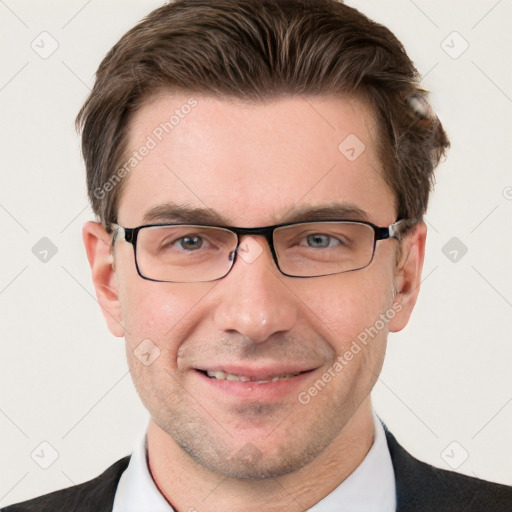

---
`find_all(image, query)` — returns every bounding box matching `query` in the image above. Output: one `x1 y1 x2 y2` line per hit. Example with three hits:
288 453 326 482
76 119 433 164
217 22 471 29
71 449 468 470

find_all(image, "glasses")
111 219 408 283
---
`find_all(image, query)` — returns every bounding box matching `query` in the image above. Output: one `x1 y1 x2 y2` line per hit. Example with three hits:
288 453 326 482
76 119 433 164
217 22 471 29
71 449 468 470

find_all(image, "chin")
185 441 319 480
168 419 333 480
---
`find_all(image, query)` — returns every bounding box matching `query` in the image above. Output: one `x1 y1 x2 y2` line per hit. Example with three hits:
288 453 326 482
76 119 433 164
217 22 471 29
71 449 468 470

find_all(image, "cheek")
120 284 203 400
121 288 173 339
118 281 192 348
295 267 395 352
118 278 220 357
300 270 394 408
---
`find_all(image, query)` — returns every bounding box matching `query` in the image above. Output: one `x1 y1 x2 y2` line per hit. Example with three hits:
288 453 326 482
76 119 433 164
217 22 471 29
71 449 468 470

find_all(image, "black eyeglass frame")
111 219 410 282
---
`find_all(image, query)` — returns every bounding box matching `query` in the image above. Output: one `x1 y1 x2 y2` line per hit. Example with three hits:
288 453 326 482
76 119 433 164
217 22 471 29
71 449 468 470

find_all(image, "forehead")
117 93 396 227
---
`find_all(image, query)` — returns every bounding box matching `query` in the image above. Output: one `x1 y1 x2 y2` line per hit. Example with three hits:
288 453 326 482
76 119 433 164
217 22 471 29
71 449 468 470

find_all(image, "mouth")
199 369 305 383
192 365 318 400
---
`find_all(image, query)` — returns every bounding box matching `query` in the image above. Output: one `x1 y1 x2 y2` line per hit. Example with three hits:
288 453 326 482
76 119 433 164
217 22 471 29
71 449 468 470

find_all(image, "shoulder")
1 456 130 512
385 428 512 512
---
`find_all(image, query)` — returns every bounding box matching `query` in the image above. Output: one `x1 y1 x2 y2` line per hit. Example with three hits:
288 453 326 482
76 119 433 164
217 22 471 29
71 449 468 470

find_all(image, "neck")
146 399 375 512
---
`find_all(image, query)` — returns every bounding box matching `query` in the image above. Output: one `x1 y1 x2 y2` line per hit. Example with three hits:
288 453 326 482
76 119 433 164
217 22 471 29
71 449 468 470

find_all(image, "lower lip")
194 369 316 401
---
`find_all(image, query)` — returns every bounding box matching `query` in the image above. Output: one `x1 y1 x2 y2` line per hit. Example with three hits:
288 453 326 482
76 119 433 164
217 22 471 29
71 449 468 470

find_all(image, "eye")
305 234 341 248
175 235 204 251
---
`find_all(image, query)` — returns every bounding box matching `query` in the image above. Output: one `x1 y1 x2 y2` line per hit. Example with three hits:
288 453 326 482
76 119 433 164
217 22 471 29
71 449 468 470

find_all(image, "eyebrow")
142 203 229 225
140 201 370 226
279 203 369 223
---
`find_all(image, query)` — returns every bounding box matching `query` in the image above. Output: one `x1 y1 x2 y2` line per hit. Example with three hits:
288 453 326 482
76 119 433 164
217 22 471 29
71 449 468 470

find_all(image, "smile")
204 370 301 382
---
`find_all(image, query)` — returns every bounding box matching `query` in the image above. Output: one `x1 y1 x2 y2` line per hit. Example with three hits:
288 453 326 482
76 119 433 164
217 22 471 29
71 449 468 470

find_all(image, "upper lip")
194 364 318 380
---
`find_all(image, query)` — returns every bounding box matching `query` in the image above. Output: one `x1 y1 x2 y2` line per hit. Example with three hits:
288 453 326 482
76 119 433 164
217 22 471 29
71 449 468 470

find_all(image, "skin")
83 93 426 511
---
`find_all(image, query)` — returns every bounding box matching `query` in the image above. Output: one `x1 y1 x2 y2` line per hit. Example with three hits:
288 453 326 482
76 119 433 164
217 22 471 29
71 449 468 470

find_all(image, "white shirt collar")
112 425 171 512
307 412 396 512
113 412 396 512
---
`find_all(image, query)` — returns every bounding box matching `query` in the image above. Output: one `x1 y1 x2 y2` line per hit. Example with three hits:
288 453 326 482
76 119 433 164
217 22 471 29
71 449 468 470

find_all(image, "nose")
213 235 298 343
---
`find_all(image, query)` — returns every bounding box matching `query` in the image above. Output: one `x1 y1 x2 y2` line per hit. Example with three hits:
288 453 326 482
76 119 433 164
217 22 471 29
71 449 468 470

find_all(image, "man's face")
96 93 418 478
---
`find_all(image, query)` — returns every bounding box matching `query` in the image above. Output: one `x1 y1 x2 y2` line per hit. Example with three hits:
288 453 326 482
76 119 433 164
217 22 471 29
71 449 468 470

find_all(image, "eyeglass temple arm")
110 224 127 243
387 219 418 240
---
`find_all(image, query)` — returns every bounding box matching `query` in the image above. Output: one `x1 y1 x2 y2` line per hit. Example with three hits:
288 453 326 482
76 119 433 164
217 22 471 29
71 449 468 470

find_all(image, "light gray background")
1 0 511 506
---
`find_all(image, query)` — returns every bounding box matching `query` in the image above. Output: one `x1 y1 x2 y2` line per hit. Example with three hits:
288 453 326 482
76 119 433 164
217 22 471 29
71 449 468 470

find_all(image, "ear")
388 221 427 333
82 221 125 338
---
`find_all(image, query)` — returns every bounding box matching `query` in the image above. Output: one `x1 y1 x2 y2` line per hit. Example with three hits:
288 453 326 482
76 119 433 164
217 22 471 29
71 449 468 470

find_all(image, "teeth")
207 370 226 380
205 370 299 382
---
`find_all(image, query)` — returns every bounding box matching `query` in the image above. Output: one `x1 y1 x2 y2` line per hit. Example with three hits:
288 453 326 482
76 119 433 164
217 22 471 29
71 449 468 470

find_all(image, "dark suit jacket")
3 429 512 511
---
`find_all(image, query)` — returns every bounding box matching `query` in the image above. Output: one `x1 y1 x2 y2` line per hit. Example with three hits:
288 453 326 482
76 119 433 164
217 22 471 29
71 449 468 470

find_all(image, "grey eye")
178 236 203 250
306 234 337 248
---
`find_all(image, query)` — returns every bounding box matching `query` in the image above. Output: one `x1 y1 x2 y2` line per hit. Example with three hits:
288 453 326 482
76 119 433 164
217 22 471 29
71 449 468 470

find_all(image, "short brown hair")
76 0 449 231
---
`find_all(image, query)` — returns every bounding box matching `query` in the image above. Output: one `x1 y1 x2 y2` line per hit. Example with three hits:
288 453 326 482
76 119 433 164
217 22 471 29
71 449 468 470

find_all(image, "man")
3 0 511 510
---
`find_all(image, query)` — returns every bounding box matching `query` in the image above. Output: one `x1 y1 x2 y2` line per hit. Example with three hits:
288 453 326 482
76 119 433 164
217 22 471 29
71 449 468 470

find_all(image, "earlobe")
388 221 427 333
82 221 125 338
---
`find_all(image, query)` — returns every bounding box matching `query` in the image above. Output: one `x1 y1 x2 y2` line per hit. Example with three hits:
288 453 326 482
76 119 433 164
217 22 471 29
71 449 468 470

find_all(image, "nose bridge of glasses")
231 226 277 265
